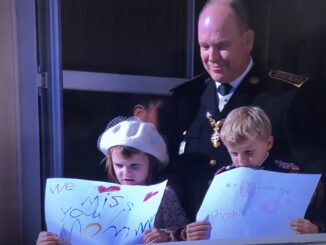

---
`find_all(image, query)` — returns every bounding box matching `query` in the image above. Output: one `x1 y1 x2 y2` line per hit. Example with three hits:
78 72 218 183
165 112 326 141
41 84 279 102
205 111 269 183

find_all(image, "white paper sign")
196 167 321 239
45 178 167 245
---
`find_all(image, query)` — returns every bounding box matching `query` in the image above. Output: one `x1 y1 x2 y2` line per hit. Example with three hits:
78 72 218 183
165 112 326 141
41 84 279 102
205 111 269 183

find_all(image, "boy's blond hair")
220 106 272 146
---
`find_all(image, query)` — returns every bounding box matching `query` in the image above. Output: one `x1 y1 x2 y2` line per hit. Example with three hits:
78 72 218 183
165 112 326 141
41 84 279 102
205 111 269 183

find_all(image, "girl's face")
111 149 150 185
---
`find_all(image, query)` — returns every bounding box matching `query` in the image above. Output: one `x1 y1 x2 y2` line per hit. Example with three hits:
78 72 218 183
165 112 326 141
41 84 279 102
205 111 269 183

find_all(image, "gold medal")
206 112 223 148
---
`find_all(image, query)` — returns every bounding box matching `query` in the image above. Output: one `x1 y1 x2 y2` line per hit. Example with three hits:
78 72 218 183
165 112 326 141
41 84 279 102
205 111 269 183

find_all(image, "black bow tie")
217 83 233 96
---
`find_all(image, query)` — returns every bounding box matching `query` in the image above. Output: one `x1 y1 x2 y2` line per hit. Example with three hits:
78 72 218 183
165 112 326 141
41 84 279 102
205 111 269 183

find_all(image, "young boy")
174 106 325 241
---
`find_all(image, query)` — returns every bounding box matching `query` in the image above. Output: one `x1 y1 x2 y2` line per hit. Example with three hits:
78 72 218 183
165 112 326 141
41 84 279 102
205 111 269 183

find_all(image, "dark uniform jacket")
170 65 324 220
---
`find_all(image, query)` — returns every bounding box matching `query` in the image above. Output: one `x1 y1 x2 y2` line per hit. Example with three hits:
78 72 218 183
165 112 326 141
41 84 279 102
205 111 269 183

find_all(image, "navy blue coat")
170 66 325 220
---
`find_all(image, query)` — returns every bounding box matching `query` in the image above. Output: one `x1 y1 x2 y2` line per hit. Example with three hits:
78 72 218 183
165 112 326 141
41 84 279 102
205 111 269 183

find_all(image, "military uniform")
170 65 323 220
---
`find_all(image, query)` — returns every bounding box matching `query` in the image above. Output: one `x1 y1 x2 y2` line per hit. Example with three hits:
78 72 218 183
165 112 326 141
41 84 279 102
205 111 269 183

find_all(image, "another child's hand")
36 231 59 245
289 218 319 234
186 221 211 241
143 228 171 243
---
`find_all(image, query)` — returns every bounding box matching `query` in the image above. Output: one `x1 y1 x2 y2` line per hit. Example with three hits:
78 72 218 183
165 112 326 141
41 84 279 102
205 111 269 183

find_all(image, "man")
171 0 324 221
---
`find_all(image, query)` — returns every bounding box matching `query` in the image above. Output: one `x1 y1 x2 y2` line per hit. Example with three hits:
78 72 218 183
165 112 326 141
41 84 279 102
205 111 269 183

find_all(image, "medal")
178 140 186 155
206 112 223 148
178 130 187 155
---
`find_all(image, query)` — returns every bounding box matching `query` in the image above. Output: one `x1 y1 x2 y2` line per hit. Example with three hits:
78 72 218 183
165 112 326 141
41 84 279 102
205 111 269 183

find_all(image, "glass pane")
61 0 188 77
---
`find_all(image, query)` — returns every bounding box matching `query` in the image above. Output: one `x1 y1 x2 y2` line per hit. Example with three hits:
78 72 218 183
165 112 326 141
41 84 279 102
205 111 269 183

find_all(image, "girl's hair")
105 146 160 185
220 106 272 146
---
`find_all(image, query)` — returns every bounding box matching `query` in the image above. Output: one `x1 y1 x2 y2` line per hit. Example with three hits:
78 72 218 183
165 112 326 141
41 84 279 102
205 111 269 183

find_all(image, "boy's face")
225 136 273 168
111 149 150 185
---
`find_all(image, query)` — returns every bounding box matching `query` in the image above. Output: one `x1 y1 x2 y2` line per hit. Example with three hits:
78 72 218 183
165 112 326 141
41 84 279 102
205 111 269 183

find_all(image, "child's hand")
186 221 211 241
289 218 319 234
143 228 171 243
36 231 59 245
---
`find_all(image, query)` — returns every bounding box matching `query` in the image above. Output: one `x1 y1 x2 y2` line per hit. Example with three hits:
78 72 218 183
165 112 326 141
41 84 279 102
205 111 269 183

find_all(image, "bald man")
171 0 324 221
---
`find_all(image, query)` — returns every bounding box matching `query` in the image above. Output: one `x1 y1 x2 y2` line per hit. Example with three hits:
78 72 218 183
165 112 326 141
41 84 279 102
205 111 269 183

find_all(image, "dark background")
61 0 326 180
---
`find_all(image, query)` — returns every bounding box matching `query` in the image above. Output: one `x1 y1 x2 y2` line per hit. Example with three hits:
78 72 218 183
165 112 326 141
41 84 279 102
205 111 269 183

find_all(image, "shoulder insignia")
268 70 309 88
274 160 300 172
215 166 227 175
215 165 236 175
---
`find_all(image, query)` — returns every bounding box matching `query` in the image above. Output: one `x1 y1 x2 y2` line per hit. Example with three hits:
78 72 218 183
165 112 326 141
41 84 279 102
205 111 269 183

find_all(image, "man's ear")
244 29 255 53
133 104 146 118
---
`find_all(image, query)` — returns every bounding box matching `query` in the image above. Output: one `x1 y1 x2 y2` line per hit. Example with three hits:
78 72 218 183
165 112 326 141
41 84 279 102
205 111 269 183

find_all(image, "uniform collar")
215 57 253 90
257 152 270 169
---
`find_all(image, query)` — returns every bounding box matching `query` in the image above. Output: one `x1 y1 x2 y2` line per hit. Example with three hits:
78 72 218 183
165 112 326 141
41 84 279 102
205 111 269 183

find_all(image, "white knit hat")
98 119 169 169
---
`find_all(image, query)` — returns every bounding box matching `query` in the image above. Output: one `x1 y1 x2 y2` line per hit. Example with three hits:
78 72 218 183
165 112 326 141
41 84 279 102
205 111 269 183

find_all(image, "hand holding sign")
196 168 320 239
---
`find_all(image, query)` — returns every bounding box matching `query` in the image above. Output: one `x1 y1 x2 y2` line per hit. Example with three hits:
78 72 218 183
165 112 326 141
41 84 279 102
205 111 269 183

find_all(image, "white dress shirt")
215 58 253 111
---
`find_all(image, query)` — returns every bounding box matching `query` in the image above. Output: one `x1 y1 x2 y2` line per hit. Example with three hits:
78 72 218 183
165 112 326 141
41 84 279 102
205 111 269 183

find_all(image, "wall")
0 0 21 243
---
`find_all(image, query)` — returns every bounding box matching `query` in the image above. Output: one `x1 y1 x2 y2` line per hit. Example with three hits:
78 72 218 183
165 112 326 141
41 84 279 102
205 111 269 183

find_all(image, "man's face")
225 136 273 168
198 4 254 83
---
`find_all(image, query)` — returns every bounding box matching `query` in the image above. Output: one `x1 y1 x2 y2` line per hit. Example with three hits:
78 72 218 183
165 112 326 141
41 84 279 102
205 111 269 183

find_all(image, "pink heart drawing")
240 179 256 197
98 185 121 193
260 199 281 214
143 191 159 202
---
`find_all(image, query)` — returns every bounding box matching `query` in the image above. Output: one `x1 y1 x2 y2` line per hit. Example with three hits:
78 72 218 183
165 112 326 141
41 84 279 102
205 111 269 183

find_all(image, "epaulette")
215 164 236 175
268 70 309 88
274 160 300 173
170 72 210 92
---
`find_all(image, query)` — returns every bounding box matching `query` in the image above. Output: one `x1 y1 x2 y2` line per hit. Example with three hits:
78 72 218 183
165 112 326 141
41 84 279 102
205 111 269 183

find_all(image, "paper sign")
45 178 167 245
196 167 321 239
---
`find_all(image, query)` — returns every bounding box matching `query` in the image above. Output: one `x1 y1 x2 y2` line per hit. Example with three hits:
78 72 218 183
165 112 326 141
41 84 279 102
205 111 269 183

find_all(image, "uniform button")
249 77 260 85
209 159 217 166
182 131 187 136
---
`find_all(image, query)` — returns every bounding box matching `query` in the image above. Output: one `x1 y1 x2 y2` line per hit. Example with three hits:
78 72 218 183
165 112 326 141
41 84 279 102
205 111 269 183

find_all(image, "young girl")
172 106 325 240
37 118 188 244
